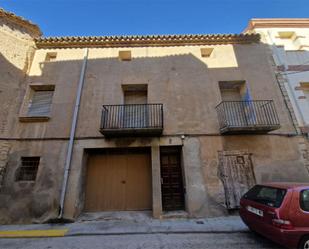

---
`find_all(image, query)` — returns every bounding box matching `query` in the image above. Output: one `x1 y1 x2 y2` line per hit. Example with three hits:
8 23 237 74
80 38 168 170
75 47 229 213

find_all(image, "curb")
0 229 68 238
0 229 249 238
66 230 249 237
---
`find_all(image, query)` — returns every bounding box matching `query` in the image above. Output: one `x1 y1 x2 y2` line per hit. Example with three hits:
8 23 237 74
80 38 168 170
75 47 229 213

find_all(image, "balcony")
100 104 163 137
216 100 280 134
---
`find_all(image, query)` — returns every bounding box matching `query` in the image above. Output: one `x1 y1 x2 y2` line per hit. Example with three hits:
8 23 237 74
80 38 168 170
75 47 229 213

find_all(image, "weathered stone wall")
59 133 309 221
0 141 10 188
0 12 44 224
299 137 309 174
0 16 37 137
0 140 67 224
17 43 295 139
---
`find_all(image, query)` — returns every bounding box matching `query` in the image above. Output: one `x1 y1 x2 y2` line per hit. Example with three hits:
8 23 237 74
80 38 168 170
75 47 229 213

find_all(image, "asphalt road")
0 232 285 249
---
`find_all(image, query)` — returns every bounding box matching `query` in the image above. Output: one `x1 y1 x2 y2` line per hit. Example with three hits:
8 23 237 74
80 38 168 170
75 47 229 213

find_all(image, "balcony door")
124 88 147 128
219 81 250 127
220 88 248 127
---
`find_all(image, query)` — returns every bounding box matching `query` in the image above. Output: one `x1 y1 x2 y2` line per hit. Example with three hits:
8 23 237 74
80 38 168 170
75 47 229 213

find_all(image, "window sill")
19 116 50 122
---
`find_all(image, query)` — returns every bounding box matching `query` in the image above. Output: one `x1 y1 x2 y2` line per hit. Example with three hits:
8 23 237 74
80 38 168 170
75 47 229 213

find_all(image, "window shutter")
28 90 53 116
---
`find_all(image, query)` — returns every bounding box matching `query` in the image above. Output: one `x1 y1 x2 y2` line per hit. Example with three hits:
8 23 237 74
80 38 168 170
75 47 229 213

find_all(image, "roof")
260 182 309 189
0 8 42 37
244 18 309 32
35 33 260 49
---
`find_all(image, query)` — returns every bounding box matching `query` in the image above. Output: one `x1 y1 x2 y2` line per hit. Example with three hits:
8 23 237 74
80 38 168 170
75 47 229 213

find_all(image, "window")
200 47 214 57
45 52 57 62
243 185 287 208
119 51 132 61
300 189 309 212
15 157 40 182
28 87 54 117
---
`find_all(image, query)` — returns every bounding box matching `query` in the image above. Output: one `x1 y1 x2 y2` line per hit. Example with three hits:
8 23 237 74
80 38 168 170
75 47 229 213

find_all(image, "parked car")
239 183 309 249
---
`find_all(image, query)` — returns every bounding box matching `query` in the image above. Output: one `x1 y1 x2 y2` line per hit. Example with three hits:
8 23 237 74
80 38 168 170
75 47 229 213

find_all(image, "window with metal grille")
28 90 54 117
15 157 40 182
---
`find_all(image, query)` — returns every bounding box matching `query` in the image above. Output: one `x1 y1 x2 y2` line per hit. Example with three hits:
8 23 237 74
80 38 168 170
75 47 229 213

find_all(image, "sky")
0 0 308 37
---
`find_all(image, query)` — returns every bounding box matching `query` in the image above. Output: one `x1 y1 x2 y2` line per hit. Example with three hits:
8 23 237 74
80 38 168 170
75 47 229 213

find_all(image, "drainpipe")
58 48 89 219
267 31 305 129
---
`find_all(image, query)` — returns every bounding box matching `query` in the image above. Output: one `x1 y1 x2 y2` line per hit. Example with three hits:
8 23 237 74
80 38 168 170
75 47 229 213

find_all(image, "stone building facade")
0 10 309 224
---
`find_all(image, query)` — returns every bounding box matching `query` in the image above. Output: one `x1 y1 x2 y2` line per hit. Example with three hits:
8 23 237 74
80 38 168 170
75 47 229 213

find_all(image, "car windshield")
243 185 287 208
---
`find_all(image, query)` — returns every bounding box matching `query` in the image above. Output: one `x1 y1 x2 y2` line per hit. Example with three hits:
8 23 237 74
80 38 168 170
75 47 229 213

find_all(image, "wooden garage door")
84 149 152 212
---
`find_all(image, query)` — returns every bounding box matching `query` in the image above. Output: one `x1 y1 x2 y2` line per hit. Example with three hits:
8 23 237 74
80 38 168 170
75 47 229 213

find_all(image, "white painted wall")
251 27 309 130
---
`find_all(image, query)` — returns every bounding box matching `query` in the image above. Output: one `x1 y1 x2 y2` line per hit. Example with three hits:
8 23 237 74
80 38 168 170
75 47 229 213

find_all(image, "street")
0 232 284 249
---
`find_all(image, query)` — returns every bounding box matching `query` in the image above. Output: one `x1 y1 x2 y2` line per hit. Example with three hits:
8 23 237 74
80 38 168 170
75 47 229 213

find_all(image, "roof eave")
0 8 42 37
243 18 309 33
35 34 260 49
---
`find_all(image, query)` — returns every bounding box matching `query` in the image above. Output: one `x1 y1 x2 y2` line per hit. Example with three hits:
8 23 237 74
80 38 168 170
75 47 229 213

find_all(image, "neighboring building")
244 19 309 135
0 10 309 224
0 9 42 223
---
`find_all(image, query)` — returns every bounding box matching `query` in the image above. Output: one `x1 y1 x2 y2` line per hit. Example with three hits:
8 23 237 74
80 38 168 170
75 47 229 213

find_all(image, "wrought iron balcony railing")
100 104 163 137
216 100 280 134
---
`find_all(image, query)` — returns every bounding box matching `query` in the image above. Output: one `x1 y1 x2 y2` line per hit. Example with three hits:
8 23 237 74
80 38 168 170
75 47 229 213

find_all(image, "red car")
239 183 309 249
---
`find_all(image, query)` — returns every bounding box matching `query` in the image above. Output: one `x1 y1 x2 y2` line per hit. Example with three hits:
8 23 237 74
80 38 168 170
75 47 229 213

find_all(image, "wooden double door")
218 151 256 209
84 149 152 212
160 147 185 211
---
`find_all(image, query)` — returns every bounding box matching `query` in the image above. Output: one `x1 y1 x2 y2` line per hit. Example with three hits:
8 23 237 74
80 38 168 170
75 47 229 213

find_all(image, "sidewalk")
0 212 248 238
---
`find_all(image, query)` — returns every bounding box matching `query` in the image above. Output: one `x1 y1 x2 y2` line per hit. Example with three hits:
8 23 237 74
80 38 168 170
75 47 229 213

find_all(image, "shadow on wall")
25 43 292 138
0 53 27 136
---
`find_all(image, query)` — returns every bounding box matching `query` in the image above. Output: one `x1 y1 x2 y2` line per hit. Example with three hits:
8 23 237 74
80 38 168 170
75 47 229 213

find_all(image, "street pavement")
0 232 284 249
0 212 285 249
0 212 249 236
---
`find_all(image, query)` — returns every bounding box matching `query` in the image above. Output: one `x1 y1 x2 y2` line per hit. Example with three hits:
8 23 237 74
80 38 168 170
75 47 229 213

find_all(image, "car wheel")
299 236 309 249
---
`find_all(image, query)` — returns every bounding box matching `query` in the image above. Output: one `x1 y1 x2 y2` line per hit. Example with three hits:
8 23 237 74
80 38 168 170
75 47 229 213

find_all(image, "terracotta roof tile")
0 8 41 36
35 33 260 48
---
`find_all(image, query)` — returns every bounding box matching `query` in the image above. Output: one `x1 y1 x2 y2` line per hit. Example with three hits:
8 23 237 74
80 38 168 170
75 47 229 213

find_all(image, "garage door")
84 149 152 212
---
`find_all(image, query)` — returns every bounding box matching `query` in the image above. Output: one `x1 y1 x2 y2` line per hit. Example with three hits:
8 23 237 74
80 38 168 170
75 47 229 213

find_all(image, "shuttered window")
28 90 54 117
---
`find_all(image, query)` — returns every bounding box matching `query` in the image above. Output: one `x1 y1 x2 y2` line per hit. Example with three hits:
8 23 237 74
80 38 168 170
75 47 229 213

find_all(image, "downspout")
58 48 89 219
267 31 305 130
